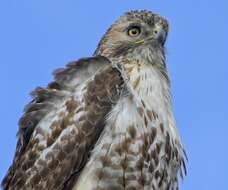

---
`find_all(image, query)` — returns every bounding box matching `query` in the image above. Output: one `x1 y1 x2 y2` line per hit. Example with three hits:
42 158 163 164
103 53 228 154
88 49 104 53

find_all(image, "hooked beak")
152 24 167 46
153 16 169 46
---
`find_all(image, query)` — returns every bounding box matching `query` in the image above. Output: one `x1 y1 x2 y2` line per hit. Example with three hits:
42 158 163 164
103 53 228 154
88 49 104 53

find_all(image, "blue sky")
0 0 227 189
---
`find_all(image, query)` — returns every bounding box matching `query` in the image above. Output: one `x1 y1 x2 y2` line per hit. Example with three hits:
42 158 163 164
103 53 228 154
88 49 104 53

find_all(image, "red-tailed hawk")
2 10 186 190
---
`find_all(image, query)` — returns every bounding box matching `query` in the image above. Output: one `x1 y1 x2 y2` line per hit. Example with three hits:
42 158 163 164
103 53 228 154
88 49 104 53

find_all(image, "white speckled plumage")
2 10 186 190
74 58 185 190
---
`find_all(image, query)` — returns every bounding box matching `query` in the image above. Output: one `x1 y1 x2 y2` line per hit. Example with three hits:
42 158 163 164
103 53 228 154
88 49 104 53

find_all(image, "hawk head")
95 10 169 59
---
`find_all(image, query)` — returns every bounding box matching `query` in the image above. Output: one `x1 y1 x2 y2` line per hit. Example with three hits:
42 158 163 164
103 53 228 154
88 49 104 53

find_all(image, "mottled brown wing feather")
2 56 124 190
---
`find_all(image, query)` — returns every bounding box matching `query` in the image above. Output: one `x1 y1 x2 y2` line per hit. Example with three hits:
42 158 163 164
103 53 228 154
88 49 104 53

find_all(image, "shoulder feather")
2 56 123 190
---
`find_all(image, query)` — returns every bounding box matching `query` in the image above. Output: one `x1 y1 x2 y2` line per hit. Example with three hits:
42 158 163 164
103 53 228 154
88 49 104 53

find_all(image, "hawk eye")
127 26 141 37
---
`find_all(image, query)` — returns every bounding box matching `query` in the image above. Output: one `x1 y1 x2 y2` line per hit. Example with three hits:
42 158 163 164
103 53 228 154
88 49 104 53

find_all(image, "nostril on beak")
154 15 169 33
153 25 167 45
153 29 159 34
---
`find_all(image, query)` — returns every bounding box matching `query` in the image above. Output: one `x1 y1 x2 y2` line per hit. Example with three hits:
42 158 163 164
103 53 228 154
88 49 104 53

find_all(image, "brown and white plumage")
2 10 186 190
